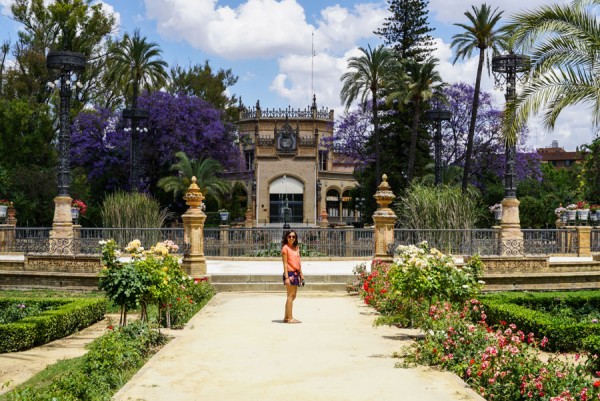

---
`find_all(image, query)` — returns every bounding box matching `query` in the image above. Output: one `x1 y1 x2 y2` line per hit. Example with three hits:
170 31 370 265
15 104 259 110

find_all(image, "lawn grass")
0 357 87 400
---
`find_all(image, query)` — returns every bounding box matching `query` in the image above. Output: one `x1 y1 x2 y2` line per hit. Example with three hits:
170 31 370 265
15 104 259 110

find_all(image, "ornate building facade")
229 97 359 226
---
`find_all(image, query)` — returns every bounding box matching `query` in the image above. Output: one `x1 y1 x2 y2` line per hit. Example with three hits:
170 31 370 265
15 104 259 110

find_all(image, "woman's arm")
282 247 290 284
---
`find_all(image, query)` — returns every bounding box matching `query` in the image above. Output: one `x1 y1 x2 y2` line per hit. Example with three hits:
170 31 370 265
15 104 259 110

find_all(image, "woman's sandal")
285 319 301 324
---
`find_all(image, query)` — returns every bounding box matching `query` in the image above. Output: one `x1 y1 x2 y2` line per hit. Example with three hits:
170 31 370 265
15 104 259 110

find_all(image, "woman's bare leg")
285 285 298 322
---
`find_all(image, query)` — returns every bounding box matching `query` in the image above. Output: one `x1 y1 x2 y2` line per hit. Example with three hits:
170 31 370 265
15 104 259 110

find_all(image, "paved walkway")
114 292 484 401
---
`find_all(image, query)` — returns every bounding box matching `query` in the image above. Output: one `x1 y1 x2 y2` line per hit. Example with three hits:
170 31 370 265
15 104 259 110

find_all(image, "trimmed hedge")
479 291 600 352
0 298 106 353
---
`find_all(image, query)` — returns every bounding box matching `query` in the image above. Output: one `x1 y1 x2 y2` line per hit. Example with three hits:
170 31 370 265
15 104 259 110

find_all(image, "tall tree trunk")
372 92 381 185
407 99 421 181
461 48 485 193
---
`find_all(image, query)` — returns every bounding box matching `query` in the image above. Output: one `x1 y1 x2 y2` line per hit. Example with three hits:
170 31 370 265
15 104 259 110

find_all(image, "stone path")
114 292 484 401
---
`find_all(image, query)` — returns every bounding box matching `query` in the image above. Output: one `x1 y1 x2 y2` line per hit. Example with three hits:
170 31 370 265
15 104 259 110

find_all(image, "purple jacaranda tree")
438 82 541 186
331 105 374 168
71 91 239 192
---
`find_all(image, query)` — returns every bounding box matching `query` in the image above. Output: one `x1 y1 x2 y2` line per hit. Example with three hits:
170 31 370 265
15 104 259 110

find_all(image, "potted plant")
218 209 229 224
554 204 567 225
71 199 87 221
0 199 10 218
566 204 578 221
577 201 590 223
591 205 599 224
489 203 502 221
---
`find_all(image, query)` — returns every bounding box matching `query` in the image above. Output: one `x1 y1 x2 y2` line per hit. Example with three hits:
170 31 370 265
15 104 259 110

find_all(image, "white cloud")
144 0 386 60
95 1 121 36
429 0 555 25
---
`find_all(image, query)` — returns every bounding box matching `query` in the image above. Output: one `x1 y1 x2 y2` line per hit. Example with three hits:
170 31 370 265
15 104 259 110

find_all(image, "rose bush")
99 239 214 328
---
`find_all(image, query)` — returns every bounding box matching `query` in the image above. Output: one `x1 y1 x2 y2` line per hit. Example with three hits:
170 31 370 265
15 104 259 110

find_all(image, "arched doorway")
326 189 340 222
269 175 303 223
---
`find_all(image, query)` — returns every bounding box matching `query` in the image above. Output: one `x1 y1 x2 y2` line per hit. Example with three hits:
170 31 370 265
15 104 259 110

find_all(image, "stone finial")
183 176 204 209
7 202 17 225
373 174 396 212
320 209 329 222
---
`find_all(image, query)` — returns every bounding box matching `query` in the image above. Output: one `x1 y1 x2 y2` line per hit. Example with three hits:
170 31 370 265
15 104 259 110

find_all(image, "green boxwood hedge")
479 291 600 352
0 298 106 353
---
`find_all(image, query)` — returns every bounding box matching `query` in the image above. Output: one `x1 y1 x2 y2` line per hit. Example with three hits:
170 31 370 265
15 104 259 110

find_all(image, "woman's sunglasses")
288 235 296 239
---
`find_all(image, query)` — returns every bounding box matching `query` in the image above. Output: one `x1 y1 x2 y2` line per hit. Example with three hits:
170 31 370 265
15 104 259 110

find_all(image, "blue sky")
0 0 593 151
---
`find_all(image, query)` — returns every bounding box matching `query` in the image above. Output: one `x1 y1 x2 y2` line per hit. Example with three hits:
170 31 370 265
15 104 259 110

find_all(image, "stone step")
483 270 600 292
211 274 355 292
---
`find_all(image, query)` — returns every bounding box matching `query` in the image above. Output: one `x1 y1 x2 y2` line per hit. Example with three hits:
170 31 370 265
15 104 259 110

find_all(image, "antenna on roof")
311 31 315 101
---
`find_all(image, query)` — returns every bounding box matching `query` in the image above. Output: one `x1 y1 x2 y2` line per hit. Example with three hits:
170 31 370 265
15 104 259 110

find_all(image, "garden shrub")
5 321 169 401
100 238 213 327
0 298 106 353
352 242 484 327
401 299 600 401
480 292 600 352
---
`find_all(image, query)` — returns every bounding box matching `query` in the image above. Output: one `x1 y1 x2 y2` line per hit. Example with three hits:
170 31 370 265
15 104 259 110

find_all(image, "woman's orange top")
282 244 301 272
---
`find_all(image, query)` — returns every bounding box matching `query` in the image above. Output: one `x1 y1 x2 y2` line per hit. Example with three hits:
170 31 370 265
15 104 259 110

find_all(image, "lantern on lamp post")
491 52 529 199
46 51 86 198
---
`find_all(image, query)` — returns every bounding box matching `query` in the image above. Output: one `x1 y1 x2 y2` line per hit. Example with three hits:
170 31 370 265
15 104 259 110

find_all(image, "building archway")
269 175 303 223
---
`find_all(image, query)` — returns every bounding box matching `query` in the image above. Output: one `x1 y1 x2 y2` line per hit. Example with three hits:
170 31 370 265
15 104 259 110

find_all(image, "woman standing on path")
282 229 303 323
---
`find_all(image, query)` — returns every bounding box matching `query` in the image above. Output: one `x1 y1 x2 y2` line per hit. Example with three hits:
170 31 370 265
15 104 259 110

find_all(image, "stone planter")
493 209 502 221
71 207 80 220
0 205 7 218
566 210 577 222
577 209 590 223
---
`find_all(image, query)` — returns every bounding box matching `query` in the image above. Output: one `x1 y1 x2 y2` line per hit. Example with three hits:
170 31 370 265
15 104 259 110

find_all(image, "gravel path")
114 292 484 401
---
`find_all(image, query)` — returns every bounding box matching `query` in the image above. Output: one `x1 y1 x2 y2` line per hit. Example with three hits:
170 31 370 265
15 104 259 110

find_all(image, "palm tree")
451 4 505 192
340 45 395 183
386 57 445 181
158 151 230 207
504 0 600 142
107 29 168 108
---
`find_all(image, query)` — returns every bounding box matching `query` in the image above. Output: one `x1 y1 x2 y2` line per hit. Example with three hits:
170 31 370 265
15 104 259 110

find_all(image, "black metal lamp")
122 108 149 190
491 52 529 199
424 109 452 185
46 51 85 197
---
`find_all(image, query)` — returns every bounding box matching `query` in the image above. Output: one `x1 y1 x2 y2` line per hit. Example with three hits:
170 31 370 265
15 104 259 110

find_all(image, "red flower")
594 381 600 388
107 325 114 330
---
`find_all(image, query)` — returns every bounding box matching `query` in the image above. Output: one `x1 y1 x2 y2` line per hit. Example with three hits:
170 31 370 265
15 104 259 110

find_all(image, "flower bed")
352 244 600 401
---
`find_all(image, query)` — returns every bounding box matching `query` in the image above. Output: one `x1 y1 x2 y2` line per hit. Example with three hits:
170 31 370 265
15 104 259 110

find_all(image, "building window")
319 151 328 171
326 189 339 218
245 151 254 171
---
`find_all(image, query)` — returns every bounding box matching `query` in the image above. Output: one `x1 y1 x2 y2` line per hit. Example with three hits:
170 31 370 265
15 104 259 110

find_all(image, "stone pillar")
373 174 396 262
0 203 17 253
576 226 592 257
344 226 353 257
181 177 208 277
6 202 16 226
49 195 74 254
219 225 230 257
500 197 523 256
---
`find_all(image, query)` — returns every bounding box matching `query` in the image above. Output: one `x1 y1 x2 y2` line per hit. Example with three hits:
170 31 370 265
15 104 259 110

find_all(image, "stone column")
373 174 396 263
576 226 592 257
500 197 523 256
49 195 74 255
0 203 16 253
181 177 208 277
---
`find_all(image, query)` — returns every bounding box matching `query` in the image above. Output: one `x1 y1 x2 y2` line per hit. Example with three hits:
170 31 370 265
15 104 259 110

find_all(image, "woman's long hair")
281 229 299 248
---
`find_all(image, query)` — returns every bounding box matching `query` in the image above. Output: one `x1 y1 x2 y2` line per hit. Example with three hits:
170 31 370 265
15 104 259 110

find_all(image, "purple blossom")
71 91 240 191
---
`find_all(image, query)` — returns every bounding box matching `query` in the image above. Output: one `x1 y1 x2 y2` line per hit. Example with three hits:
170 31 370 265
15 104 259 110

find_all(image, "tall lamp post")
46 50 85 247
424 109 452 185
492 52 529 254
123 107 149 191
